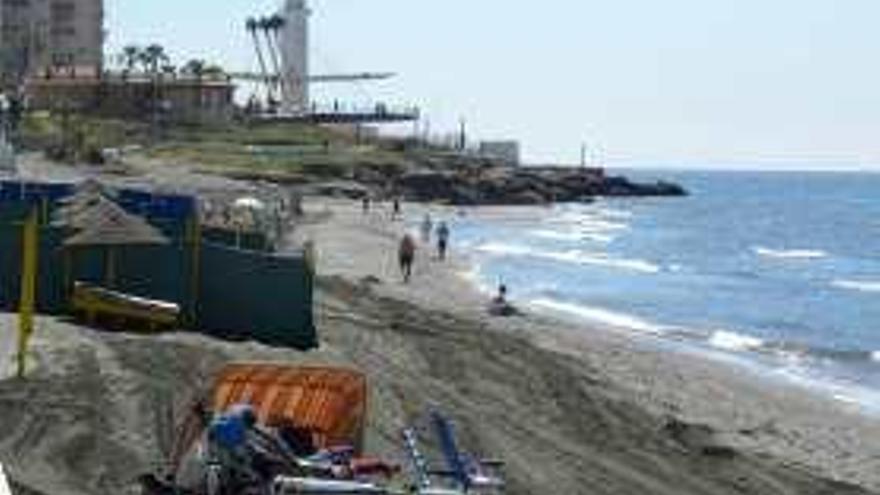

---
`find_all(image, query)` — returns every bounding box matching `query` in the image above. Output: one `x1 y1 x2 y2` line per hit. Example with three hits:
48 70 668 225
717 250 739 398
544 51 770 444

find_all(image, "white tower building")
279 0 310 114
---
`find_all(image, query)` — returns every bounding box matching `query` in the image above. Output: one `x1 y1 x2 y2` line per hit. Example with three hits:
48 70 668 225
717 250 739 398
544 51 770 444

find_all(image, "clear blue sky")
107 0 880 169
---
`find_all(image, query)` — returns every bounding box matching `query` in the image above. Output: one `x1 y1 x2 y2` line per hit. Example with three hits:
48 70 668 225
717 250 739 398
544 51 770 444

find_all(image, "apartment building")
0 0 104 87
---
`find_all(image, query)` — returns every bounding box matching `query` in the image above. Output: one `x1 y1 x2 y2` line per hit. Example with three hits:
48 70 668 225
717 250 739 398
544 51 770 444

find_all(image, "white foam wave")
530 229 583 242
546 215 630 233
578 219 630 233
475 243 534 257
708 330 765 352
872 351 880 363
832 280 880 294
593 207 633 220
753 246 828 260
475 243 660 273
530 229 615 244
530 298 664 334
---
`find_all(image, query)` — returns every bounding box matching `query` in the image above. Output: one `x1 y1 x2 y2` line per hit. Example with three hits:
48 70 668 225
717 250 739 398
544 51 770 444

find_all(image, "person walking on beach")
420 214 433 243
392 197 402 220
398 233 416 283
362 195 371 215
436 221 450 261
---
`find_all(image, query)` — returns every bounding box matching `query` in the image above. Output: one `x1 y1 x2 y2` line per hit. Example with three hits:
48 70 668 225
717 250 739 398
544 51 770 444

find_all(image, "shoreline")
0 193 876 494
291 197 880 491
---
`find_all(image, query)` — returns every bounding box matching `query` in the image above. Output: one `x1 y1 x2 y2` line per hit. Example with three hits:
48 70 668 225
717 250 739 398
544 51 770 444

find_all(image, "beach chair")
271 476 404 495
401 416 504 495
430 412 504 493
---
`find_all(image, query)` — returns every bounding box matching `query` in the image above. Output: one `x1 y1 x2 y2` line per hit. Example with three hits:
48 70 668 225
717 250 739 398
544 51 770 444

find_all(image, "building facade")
26 73 236 125
0 0 104 88
279 0 309 114
479 140 521 166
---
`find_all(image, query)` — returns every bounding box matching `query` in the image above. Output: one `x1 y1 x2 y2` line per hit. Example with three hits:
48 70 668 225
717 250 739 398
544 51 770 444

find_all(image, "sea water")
446 170 880 409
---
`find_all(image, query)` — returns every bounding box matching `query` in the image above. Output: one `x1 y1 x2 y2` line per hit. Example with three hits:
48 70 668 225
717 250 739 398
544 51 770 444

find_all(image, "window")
50 1 75 22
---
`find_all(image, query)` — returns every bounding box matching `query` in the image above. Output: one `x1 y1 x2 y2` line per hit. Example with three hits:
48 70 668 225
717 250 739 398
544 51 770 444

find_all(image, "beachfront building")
26 72 236 125
0 0 104 89
479 140 521 166
279 0 310 114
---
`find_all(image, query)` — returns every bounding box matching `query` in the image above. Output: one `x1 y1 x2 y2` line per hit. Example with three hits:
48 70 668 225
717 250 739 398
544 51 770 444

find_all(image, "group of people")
398 214 450 283
361 195 518 317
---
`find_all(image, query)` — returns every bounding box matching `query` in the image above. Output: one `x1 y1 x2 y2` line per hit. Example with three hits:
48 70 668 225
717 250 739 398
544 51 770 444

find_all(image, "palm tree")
203 64 225 78
261 15 287 101
247 17 274 100
183 59 206 81
121 45 141 73
143 44 169 75
161 64 177 80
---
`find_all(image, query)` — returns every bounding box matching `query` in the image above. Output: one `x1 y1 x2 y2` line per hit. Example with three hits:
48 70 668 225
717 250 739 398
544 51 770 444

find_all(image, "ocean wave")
832 279 880 294
475 243 661 273
529 298 665 334
529 229 584 242
591 207 634 220
545 215 630 233
753 246 829 260
708 330 765 352
530 229 616 244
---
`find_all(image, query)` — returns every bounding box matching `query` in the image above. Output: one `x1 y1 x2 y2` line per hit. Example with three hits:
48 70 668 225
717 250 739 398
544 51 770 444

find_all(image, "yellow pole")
17 209 38 378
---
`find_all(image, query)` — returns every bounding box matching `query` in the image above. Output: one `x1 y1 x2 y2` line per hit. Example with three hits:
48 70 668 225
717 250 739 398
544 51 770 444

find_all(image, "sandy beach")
0 195 878 495
291 198 880 491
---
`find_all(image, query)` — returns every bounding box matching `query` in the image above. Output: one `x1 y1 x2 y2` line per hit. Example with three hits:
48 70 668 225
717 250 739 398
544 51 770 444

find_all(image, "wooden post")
303 240 317 275
17 209 38 378
188 215 202 326
104 247 116 288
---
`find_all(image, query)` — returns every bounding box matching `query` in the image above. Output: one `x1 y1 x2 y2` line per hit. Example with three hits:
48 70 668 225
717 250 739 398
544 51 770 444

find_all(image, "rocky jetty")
394 166 687 206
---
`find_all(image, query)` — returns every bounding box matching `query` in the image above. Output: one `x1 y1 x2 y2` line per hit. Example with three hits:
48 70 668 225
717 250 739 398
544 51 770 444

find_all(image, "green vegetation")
19 108 411 180
149 121 409 180
20 112 148 163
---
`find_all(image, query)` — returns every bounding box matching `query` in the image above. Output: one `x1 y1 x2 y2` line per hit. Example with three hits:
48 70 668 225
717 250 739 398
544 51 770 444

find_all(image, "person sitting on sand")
399 234 416 283
436 222 450 261
362 196 371 214
488 284 518 317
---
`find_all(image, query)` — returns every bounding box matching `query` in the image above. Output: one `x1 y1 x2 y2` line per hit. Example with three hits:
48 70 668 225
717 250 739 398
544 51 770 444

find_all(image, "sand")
0 196 877 495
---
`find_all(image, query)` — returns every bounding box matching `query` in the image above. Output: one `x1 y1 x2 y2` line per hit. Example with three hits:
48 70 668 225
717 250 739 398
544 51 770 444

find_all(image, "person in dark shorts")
392 197 402 220
436 222 450 261
399 234 416 282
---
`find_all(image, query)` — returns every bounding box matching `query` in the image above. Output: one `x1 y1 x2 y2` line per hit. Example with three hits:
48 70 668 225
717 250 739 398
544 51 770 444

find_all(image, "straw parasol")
63 206 168 247
62 199 169 289
52 195 131 230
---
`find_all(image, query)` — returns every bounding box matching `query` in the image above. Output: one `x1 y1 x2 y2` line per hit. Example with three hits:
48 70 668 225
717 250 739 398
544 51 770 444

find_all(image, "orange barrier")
211 364 368 453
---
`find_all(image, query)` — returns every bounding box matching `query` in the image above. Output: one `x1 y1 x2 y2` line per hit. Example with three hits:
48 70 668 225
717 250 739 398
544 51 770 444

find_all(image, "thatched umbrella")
52 195 131 230
57 179 115 206
62 203 169 289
